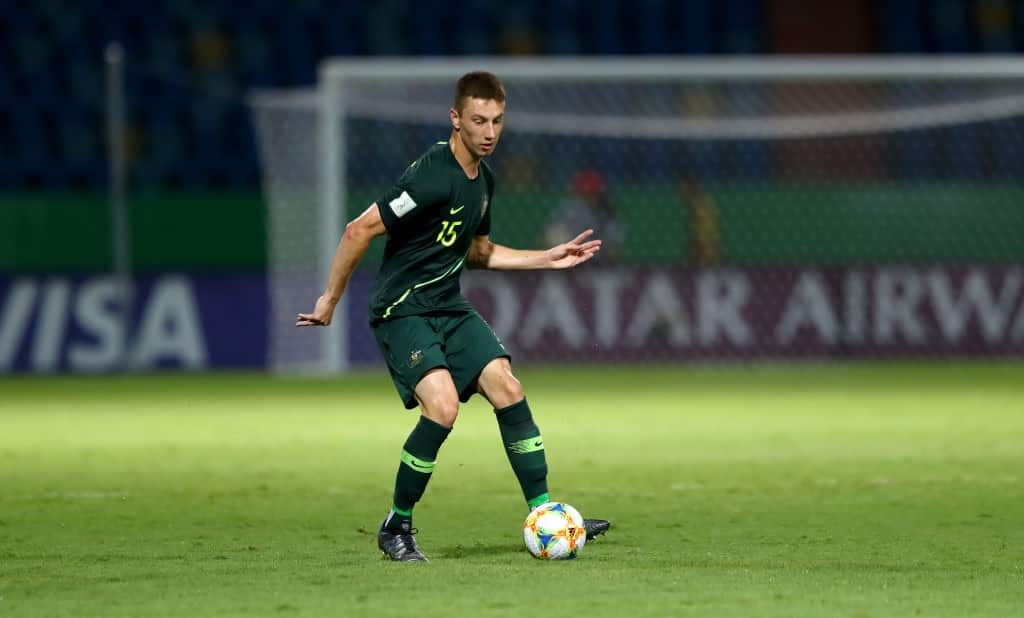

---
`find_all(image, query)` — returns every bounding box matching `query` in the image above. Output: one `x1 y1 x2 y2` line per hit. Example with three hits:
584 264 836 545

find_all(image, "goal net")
251 58 1024 374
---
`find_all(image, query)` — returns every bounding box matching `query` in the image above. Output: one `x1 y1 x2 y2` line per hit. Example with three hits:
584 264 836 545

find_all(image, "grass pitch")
1 364 1022 617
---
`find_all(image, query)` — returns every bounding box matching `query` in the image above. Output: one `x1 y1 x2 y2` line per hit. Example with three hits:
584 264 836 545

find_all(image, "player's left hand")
545 229 602 269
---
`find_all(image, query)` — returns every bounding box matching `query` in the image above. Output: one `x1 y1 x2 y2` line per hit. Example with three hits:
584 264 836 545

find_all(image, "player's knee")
424 397 460 428
485 366 523 407
499 372 524 404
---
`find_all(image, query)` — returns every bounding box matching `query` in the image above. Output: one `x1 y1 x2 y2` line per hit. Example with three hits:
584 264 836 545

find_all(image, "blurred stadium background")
2 1 1024 372
2 1 1024 373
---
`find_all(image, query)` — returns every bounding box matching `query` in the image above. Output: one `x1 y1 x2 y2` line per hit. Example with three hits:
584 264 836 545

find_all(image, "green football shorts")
371 310 510 409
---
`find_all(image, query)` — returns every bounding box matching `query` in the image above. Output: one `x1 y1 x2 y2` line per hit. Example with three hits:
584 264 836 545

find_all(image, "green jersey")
369 141 494 324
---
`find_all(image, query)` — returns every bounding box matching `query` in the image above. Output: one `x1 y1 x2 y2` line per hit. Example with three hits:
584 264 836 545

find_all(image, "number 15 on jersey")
436 220 463 247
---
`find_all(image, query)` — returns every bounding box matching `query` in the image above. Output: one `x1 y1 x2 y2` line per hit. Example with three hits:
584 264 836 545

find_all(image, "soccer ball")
522 501 586 560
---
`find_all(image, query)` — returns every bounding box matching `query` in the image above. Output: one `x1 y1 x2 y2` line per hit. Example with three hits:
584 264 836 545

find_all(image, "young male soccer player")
296 71 610 561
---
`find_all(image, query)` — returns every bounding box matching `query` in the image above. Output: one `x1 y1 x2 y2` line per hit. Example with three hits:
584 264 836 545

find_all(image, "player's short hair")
453 71 506 112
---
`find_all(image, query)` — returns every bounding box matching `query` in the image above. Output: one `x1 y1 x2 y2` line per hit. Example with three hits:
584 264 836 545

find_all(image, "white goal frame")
312 55 1024 374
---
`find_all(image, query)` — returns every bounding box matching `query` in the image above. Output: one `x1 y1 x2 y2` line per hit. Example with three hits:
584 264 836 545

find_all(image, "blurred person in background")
544 169 624 263
681 178 721 267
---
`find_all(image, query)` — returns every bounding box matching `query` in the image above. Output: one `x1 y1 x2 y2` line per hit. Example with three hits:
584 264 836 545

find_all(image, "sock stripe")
527 493 550 510
400 449 436 473
507 436 544 454
391 505 412 518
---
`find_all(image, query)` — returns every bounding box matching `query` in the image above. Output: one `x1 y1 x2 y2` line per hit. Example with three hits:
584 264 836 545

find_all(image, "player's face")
452 97 505 158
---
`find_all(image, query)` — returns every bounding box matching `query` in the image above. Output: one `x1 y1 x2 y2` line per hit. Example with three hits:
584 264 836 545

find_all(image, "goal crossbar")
322 55 1024 82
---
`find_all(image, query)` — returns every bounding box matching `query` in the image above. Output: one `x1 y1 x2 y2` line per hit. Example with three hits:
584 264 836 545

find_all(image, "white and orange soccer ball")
522 501 586 560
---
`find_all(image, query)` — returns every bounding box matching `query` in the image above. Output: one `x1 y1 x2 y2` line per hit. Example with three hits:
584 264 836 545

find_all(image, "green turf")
1 364 1023 617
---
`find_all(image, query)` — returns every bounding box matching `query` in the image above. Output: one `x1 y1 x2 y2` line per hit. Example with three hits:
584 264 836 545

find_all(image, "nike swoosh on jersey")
449 205 465 215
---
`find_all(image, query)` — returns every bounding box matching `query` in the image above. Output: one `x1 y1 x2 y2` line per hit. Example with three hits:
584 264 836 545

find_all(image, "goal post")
252 56 1024 374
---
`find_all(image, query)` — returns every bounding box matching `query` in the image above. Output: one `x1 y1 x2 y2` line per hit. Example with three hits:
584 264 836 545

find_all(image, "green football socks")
388 415 451 529
495 398 549 509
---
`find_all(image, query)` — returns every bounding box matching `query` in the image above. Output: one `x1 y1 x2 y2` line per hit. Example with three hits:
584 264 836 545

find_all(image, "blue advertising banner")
0 274 267 372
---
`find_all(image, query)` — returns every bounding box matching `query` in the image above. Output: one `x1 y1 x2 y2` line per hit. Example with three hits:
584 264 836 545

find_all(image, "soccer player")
296 71 611 562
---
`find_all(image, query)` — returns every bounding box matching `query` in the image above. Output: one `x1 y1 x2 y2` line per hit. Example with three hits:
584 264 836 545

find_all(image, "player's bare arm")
466 229 602 271
296 204 386 326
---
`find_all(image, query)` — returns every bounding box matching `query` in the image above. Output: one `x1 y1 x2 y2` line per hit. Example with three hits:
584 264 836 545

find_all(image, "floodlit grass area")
1 364 1023 617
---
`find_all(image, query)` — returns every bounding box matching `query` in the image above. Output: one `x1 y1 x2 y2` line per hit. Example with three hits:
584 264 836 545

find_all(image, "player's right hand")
296 295 337 327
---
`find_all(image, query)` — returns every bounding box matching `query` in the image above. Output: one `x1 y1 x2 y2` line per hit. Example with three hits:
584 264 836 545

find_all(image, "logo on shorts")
408 349 423 368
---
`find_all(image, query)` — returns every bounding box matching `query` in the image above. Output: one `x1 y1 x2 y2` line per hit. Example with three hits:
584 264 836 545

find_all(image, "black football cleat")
378 520 428 562
583 518 611 541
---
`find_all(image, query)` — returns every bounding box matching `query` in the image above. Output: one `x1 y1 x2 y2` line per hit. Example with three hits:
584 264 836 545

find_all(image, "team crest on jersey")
408 349 423 368
481 194 489 216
